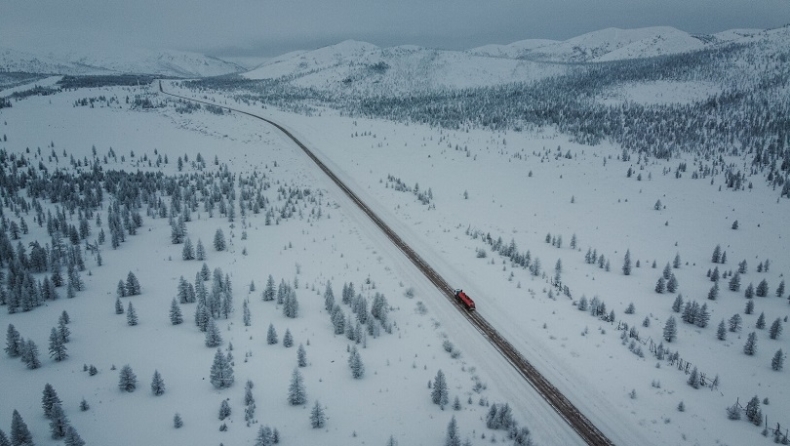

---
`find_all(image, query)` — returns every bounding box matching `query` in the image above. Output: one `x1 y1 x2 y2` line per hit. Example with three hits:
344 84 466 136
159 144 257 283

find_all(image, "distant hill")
0 46 243 78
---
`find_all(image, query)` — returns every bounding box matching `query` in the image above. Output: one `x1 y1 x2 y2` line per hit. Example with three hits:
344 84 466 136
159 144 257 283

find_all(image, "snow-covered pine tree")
671 294 683 313
210 348 234 389
663 316 677 342
151 370 165 396
772 349 784 371
756 312 766 329
267 324 278 345
205 318 223 347
745 283 754 299
283 329 293 348
687 367 700 389
756 279 769 297
11 410 33 446
729 273 741 291
170 298 183 325
708 282 719 300
348 346 365 379
126 271 141 295
126 302 138 326
769 318 783 339
667 274 678 293
63 425 85 446
243 300 251 326
173 413 183 429
263 275 276 301
255 426 274 446
655 277 666 293
744 332 757 355
42 383 62 418
21 339 41 369
745 300 754 315
118 365 137 392
49 402 69 439
213 229 226 251
331 305 345 334
288 368 307 405
622 249 632 275
182 237 195 260
727 316 742 335
115 297 124 314
196 239 206 261
445 415 461 446
219 400 231 420
283 290 299 318
712 245 721 263
432 370 449 408
310 400 326 428
717 320 727 341
79 398 89 411
5 324 23 357
49 327 67 361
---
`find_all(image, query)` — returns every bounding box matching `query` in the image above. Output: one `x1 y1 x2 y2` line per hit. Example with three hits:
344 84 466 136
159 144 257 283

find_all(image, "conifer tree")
729 273 741 291
219 400 231 420
687 367 700 389
0 429 9 446
210 348 234 389
288 368 306 405
49 327 67 361
324 282 335 311
182 237 195 260
297 343 307 367
119 365 137 392
310 400 326 428
712 244 721 263
79 398 89 412
263 275 276 301
729 314 742 332
21 339 41 369
11 410 33 446
196 239 206 261
205 318 222 347
745 283 754 299
756 312 766 329
213 229 226 251
708 282 719 300
655 277 665 293
283 329 293 348
744 332 757 355
622 250 632 275
745 300 754 315
771 349 784 371
717 320 727 341
5 324 22 357
173 413 184 429
267 324 278 345
445 416 461 446
769 318 783 339
42 383 62 418
348 346 364 379
667 274 678 293
126 271 141 295
242 300 251 326
126 302 138 326
663 316 677 342
255 426 274 446
49 402 69 439
170 298 183 325
151 370 165 396
756 279 769 297
671 294 683 313
63 426 85 446
432 370 449 407
115 297 124 314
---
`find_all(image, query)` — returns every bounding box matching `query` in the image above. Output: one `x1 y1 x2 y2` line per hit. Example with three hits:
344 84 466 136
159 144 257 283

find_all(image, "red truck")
454 289 476 311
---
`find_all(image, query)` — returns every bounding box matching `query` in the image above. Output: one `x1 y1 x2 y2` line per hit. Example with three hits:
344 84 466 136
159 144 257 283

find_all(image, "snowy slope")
0 46 242 77
468 39 559 58
242 40 566 94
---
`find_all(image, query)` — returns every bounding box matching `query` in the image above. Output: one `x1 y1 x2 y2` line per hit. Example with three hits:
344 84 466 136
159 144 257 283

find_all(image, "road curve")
158 81 616 446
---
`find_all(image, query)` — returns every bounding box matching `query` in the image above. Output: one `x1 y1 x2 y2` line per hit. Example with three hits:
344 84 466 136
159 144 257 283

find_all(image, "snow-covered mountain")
242 40 567 95
0 46 243 77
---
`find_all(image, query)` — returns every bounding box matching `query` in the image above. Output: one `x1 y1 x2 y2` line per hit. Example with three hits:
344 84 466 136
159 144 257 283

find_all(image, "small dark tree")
151 370 165 396
49 403 69 439
297 343 307 367
210 348 234 389
267 324 278 345
348 346 365 379
115 297 124 314
49 327 68 361
667 274 678 293
729 273 741 291
21 339 41 369
126 271 141 295
672 294 683 313
777 280 786 298
745 283 754 299
170 299 183 325
687 367 700 389
173 413 184 429
655 277 666 294
288 368 307 405
772 349 784 371
5 324 23 357
431 369 449 408
708 282 719 301
663 316 677 343
622 250 632 275
310 400 326 428
118 365 137 392
126 302 138 326
42 383 62 418
11 410 33 446
205 318 223 347
283 329 293 348
744 332 757 356
756 312 766 329
756 279 769 297
717 320 727 340
769 318 783 339
712 244 721 263
445 416 461 446
745 300 754 315
729 314 742 332
213 229 226 251
219 400 231 420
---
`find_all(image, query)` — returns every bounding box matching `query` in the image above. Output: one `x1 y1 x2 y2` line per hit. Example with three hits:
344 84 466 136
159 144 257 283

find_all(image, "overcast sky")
2 0 788 57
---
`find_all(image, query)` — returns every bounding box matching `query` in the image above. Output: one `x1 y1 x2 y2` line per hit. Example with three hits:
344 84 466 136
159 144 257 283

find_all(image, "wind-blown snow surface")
0 82 573 446
166 81 790 446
